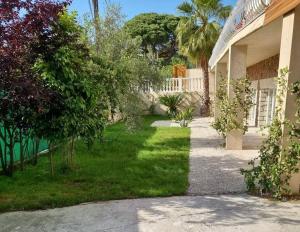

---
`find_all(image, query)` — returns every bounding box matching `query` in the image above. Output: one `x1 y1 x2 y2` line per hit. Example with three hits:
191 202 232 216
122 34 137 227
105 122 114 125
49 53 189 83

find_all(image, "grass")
0 115 190 212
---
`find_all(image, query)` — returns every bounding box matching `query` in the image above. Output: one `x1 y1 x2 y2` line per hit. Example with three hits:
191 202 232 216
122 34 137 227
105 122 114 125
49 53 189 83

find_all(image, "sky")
69 0 237 21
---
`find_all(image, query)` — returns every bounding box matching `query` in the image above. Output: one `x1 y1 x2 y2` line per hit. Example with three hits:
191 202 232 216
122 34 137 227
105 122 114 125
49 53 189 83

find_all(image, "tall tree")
91 0 101 54
176 0 231 116
125 13 181 61
84 4 162 129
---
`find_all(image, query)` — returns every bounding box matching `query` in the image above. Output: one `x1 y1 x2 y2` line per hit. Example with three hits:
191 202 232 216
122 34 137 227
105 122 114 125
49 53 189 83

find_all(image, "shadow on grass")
0 115 190 213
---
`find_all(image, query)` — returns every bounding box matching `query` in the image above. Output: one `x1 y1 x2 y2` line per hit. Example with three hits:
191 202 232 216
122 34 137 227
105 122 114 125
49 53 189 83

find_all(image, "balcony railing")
209 0 272 67
143 77 203 93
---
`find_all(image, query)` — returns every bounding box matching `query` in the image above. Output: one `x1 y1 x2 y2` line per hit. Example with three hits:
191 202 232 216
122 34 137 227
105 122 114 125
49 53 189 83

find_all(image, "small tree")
212 77 253 138
34 12 107 172
0 0 69 176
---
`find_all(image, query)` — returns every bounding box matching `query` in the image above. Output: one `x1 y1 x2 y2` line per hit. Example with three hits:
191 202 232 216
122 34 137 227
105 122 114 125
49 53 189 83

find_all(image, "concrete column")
278 6 300 194
226 45 247 150
214 63 227 120
255 80 260 127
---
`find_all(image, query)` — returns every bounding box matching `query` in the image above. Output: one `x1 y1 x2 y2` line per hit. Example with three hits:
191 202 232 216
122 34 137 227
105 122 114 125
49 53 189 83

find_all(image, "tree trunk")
8 132 14 177
19 129 24 171
0 129 8 175
70 136 75 167
92 0 100 55
201 58 210 117
4 129 8 175
49 142 54 177
32 138 40 166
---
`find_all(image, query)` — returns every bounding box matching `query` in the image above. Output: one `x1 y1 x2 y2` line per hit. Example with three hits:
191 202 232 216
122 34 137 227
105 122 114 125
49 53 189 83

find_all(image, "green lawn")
0 116 190 212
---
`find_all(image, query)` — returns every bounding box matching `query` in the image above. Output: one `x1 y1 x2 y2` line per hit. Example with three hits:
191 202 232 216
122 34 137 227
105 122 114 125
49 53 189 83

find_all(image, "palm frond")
177 2 194 15
176 0 231 64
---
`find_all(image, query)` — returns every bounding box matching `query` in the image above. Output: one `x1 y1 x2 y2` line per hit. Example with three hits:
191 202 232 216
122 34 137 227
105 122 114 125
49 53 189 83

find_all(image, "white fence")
144 77 203 93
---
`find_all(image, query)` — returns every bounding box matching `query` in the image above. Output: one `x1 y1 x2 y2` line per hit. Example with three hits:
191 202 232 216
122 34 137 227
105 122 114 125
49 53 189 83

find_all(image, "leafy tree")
34 12 107 172
176 0 231 116
0 0 69 176
125 13 181 61
84 4 162 129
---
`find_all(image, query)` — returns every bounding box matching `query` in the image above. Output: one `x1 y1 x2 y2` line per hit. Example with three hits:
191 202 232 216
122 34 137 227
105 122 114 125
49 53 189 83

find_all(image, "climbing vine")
212 76 254 138
241 68 300 199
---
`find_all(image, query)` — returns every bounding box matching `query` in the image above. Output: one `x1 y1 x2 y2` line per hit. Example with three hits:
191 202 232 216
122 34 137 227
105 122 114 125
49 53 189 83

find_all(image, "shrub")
176 107 194 127
212 77 254 138
159 94 184 119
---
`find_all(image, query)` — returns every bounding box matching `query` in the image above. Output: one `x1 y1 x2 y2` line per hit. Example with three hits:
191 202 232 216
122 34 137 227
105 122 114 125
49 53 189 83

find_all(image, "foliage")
125 13 181 61
83 4 163 129
0 0 69 176
160 55 191 77
176 107 195 127
0 116 190 212
241 68 300 199
212 77 254 138
34 12 107 170
176 0 231 116
159 94 184 119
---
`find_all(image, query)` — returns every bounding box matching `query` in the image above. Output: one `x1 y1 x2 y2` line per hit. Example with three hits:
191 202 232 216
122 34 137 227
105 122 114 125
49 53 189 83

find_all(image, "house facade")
210 0 300 193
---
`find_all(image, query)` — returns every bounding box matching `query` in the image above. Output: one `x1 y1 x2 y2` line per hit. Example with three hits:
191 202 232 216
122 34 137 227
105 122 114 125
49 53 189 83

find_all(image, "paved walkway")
1 195 300 232
188 118 261 195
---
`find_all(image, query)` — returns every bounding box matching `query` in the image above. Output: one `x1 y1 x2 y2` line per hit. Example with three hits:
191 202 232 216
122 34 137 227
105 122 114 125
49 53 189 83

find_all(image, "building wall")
247 55 279 80
186 69 203 78
247 55 279 127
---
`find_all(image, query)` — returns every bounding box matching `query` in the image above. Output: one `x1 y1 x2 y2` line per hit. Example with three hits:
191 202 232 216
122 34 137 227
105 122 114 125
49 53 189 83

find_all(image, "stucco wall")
186 69 203 78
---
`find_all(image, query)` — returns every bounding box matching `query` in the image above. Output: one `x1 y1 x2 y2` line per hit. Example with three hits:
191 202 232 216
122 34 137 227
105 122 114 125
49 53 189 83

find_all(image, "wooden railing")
143 77 203 93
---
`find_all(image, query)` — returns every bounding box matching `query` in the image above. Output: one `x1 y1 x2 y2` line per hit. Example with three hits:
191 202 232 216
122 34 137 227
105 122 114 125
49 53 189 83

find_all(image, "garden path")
188 117 262 195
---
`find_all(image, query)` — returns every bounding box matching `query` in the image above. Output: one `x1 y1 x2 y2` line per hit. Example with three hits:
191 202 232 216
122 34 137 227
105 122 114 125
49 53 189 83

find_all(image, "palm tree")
176 0 231 116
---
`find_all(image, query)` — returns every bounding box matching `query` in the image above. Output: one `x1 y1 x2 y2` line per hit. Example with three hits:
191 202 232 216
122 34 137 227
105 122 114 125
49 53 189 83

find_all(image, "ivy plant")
212 76 254 138
241 68 300 199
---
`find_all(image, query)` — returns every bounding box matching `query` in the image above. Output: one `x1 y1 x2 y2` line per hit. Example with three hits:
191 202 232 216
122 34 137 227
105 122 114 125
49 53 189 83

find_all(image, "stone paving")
151 120 181 127
188 118 261 195
1 195 300 232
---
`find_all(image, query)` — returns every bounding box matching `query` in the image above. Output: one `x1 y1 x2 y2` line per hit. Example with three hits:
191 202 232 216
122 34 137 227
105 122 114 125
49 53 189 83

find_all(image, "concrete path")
188 118 261 195
1 195 300 232
151 120 181 127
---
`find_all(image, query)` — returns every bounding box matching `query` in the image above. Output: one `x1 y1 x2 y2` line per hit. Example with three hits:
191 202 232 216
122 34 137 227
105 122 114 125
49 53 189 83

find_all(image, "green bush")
159 94 184 119
212 77 253 138
176 107 194 127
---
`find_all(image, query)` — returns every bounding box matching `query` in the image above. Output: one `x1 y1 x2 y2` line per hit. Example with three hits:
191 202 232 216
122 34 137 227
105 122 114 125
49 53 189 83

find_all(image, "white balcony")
209 0 272 67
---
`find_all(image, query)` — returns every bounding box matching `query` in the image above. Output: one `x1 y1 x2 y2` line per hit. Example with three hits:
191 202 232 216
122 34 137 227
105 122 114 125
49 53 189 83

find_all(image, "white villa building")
210 0 300 193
